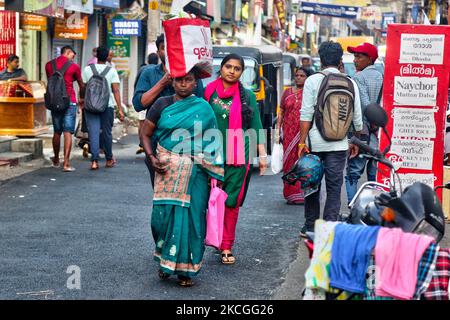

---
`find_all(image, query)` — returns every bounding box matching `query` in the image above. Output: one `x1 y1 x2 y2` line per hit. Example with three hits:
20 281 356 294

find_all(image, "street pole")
248 0 255 44
303 13 308 54
147 0 160 56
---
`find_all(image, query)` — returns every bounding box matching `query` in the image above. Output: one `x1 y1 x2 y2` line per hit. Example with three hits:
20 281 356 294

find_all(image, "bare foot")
51 157 60 168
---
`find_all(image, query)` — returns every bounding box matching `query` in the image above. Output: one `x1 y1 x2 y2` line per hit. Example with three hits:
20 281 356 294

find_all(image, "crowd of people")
34 33 384 287
135 34 267 286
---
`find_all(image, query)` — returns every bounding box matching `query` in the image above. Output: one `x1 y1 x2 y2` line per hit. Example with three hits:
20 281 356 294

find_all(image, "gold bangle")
298 143 306 148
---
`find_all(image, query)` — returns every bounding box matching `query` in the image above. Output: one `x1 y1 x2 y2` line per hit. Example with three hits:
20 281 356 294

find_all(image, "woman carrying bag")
141 68 224 287
275 67 313 205
204 54 268 265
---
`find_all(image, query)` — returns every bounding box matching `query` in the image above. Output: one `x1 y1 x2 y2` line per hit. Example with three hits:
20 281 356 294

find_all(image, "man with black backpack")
297 41 364 237
81 46 124 171
45 46 85 172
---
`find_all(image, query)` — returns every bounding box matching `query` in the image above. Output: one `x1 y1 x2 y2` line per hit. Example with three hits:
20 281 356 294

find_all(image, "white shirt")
300 67 363 152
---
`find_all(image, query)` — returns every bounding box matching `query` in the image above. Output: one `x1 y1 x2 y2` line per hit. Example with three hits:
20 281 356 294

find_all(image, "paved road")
0 135 304 300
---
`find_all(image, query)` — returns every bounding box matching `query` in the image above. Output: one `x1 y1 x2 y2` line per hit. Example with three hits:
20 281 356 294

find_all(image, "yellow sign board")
330 36 374 52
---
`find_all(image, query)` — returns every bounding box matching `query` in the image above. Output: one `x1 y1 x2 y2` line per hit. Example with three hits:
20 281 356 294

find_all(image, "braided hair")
220 54 253 128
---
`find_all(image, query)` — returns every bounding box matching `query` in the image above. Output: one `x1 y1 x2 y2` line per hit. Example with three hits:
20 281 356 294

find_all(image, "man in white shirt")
81 46 125 170
298 41 363 236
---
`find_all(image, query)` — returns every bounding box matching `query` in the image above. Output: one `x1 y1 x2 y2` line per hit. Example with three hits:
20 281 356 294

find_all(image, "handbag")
271 142 284 174
205 178 228 249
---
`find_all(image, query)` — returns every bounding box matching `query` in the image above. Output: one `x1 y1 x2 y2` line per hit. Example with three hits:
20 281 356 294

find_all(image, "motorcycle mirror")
364 103 388 128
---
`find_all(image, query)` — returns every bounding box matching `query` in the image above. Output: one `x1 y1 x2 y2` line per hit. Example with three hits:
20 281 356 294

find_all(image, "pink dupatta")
205 78 245 166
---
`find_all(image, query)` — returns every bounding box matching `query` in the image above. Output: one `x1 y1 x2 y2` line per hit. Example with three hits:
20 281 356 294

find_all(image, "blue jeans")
51 103 77 134
345 134 378 204
84 108 114 162
304 151 347 231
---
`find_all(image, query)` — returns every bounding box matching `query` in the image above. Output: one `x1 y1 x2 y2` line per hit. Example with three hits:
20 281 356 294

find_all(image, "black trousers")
304 150 347 231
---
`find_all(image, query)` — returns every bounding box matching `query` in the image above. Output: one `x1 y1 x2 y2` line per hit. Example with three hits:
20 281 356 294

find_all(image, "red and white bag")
162 18 213 79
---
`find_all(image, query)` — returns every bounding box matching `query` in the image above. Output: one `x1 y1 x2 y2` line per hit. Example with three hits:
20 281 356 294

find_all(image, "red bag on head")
162 18 213 79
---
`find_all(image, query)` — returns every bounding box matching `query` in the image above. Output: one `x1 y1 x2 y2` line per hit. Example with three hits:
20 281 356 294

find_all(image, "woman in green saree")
141 69 224 286
204 54 268 265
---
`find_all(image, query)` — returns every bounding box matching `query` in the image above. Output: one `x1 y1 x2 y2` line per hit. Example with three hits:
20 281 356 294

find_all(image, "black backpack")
314 71 355 141
44 60 72 112
84 64 111 114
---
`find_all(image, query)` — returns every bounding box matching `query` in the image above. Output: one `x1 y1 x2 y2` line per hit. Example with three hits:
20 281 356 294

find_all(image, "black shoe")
300 225 308 238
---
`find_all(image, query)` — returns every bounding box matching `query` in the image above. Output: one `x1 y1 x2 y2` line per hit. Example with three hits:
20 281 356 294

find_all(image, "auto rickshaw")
203 45 284 153
283 53 300 90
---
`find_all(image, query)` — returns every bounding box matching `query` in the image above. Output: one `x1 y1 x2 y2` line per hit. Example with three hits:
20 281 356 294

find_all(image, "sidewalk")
0 117 139 184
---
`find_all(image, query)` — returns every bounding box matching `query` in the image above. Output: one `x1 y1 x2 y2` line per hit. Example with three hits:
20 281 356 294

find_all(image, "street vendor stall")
0 81 47 136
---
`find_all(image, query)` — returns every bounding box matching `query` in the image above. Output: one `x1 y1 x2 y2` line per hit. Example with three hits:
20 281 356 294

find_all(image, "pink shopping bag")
162 17 213 79
205 178 227 249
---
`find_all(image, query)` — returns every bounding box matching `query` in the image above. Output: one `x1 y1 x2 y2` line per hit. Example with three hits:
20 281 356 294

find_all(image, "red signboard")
0 11 16 70
378 24 450 199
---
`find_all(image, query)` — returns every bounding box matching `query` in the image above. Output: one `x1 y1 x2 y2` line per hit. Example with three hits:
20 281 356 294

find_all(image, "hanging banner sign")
382 13 396 30
378 24 450 199
0 11 16 70
20 13 47 31
64 0 94 14
360 5 382 21
107 16 131 74
298 1 359 19
54 13 88 40
112 19 142 36
94 0 120 8
24 0 64 18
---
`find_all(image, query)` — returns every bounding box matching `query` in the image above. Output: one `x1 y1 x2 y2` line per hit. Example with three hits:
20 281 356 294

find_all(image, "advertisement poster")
0 11 17 70
94 0 119 8
54 13 88 39
64 0 94 14
20 13 48 31
107 16 131 75
24 0 64 18
378 24 450 199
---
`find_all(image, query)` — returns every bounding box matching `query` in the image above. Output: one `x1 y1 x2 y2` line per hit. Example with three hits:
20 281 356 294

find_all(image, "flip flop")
63 166 76 172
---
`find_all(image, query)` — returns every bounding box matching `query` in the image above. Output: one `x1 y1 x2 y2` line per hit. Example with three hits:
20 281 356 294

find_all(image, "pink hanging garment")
375 228 434 300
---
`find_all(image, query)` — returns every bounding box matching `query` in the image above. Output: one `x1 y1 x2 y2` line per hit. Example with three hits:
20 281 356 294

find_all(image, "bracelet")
298 143 307 148
260 155 268 158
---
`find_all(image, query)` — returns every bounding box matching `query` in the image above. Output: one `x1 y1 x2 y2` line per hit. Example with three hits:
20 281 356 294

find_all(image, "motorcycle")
303 103 448 258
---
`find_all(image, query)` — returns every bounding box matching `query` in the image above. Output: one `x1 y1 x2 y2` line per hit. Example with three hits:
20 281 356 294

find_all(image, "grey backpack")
84 65 111 113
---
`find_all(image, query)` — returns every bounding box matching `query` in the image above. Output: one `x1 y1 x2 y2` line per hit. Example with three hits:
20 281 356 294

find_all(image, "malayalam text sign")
378 24 450 199
400 34 445 64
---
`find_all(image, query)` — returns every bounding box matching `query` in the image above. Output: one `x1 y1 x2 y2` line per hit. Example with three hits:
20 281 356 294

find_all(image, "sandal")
105 159 116 168
177 276 194 287
221 253 236 265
